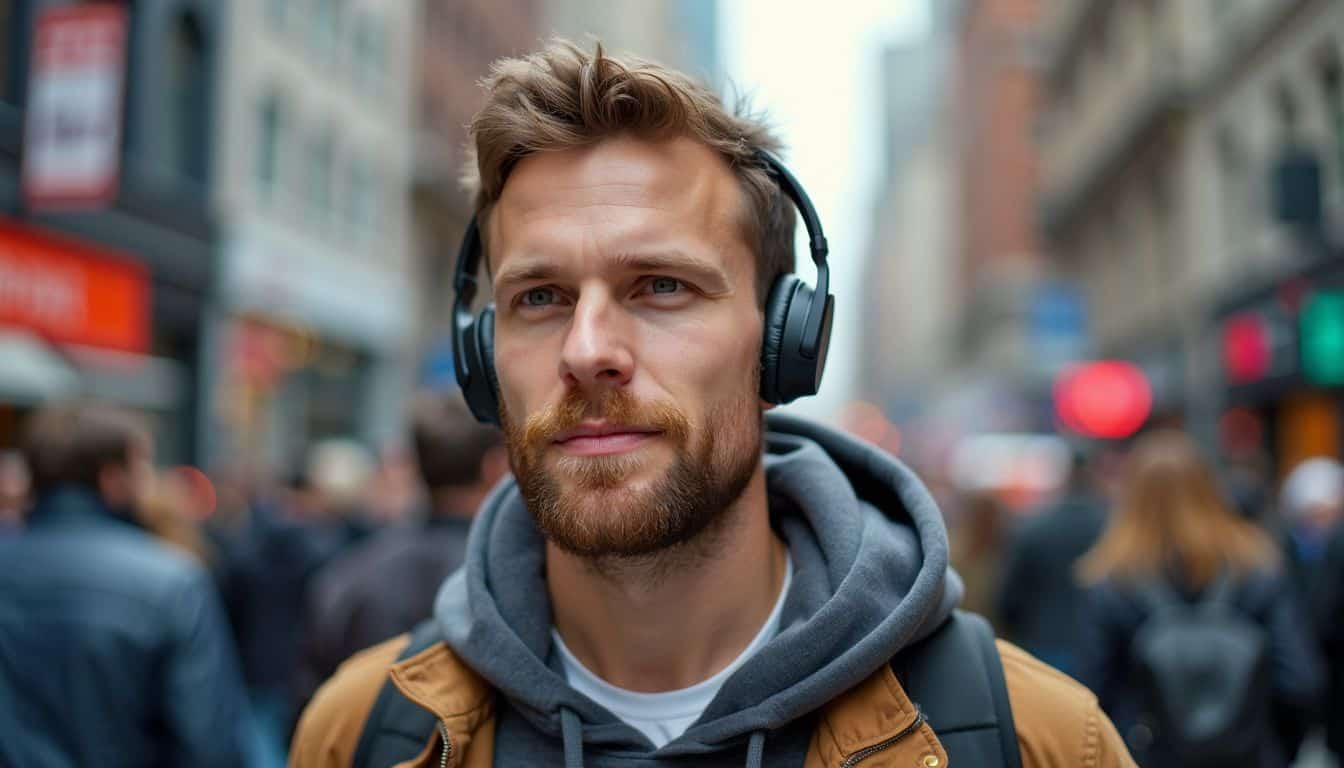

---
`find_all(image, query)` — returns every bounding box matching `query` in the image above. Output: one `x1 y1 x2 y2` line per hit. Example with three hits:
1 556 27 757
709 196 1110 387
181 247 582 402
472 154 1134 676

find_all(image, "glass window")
256 94 282 195
267 0 286 30
308 127 334 224
313 0 341 59
352 13 384 92
1318 45 1342 195
164 12 208 185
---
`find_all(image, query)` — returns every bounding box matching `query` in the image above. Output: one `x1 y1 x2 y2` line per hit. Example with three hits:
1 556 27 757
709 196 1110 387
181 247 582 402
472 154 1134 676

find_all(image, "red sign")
0 218 149 354
1055 361 1152 439
22 4 128 211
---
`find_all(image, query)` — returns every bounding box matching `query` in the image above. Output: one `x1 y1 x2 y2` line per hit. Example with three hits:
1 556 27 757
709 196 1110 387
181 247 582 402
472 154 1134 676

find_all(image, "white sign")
22 4 127 211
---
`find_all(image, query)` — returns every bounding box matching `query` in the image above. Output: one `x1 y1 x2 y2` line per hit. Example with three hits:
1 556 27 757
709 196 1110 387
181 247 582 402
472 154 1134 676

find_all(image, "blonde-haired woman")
1075 429 1322 768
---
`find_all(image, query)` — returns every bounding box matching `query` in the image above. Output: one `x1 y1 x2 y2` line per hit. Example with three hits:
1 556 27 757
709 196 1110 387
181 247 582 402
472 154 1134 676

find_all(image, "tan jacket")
291 632 1135 768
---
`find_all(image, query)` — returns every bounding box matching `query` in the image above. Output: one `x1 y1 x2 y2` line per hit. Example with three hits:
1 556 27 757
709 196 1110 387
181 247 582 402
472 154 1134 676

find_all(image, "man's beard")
500 382 761 559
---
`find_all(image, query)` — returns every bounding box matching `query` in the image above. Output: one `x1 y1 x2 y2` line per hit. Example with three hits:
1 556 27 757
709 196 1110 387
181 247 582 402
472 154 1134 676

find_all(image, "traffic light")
1301 290 1344 386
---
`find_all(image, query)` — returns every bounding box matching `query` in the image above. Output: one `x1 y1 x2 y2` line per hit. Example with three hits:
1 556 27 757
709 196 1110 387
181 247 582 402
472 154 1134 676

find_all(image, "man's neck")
546 466 787 693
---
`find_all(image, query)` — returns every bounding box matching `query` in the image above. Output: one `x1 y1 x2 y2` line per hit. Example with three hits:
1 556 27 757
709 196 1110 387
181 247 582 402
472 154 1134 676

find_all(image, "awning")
0 331 183 409
0 331 81 403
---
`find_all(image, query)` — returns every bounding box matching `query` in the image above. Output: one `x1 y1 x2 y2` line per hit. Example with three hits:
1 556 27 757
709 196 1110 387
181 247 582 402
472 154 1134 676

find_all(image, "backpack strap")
352 619 447 768
892 611 1022 768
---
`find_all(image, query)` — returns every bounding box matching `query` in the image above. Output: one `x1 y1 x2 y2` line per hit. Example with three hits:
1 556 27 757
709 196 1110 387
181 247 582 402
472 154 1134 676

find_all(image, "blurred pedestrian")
1075 430 1323 768
1318 523 1344 761
0 402 247 767
1277 457 1344 760
949 491 1007 627
295 395 505 710
996 449 1108 677
222 444 372 768
1279 457 1344 624
0 449 29 533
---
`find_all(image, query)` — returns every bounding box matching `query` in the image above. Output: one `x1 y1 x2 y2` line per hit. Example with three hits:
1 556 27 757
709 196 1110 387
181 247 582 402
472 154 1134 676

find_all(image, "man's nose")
559 292 634 393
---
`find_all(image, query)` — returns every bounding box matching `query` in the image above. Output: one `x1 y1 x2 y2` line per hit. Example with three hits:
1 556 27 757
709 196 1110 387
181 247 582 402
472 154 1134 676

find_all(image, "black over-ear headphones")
452 150 834 426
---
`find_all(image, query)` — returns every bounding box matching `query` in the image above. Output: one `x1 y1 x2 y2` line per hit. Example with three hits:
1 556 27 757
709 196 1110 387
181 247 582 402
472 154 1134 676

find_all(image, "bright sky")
722 1 929 423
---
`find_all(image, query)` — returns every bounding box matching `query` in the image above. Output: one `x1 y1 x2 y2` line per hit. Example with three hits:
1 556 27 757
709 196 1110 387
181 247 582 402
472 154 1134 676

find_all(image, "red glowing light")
1222 313 1271 384
1054 361 1153 439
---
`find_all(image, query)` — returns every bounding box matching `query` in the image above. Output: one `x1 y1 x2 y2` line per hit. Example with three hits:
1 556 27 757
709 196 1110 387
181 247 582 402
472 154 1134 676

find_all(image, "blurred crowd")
0 395 503 767
947 431 1344 767
4 397 1344 767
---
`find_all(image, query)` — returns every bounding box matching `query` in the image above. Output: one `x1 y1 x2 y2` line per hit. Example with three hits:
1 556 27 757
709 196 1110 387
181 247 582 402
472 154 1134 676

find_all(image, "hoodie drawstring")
561 707 585 768
745 730 766 768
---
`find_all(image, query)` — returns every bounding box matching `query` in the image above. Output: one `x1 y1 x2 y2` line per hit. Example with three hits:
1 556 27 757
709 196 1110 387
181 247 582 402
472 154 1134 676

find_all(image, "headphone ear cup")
760 275 801 404
476 305 500 425
460 305 501 426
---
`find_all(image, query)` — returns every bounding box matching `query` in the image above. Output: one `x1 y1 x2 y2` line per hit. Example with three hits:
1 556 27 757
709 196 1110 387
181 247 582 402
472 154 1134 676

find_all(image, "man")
0 403 247 767
1279 458 1344 761
296 395 505 705
292 41 1133 766
996 450 1108 678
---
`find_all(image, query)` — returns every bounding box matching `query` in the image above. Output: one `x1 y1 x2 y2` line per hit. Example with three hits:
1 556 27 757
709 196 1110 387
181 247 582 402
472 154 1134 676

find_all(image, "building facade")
0 0 219 463
210 0 419 472
412 0 538 395
1038 0 1344 471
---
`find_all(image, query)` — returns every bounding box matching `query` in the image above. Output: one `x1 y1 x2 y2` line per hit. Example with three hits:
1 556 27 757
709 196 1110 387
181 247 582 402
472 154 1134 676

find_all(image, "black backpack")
352 611 1021 767
1129 574 1272 766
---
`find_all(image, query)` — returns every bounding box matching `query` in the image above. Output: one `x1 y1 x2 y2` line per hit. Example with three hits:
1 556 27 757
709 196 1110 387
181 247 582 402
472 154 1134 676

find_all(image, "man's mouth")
551 422 662 457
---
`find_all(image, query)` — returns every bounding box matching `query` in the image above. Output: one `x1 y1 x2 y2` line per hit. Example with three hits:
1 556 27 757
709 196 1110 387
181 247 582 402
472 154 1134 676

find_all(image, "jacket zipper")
838 708 928 768
437 720 454 768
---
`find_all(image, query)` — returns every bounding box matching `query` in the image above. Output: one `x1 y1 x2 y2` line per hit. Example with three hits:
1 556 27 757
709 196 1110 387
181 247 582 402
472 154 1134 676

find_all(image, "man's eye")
649 278 681 295
520 288 556 306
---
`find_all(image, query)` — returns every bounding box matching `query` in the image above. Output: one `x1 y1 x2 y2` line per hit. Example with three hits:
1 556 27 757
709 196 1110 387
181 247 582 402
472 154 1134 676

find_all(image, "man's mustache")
518 389 691 451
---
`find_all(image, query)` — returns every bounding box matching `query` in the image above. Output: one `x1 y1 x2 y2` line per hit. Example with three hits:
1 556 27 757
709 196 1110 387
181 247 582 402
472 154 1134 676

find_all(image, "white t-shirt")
552 556 794 749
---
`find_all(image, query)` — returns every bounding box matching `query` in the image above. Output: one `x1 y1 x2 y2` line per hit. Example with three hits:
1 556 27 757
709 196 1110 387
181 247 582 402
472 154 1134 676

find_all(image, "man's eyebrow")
608 250 728 282
493 250 732 291
493 259 558 290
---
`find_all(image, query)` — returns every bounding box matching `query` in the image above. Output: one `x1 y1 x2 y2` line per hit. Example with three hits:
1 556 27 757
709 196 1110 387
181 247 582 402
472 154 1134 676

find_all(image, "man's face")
489 136 766 558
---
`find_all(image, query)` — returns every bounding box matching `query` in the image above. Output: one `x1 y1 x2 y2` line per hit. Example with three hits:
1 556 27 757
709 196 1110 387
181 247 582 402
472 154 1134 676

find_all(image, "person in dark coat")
295 394 506 707
1074 430 1323 768
1276 457 1344 755
996 450 1107 678
0 403 248 767
1318 521 1344 759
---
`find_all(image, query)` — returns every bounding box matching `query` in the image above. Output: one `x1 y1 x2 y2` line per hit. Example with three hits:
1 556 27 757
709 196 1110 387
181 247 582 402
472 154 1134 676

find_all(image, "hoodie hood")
433 412 963 760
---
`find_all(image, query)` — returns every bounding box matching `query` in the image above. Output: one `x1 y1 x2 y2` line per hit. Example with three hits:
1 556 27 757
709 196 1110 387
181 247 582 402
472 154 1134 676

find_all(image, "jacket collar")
389 642 495 766
811 665 949 767
28 487 127 528
387 641 949 767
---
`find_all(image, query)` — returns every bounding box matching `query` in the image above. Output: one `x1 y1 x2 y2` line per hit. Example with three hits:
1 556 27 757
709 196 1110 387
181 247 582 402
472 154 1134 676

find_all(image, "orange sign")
0 218 149 354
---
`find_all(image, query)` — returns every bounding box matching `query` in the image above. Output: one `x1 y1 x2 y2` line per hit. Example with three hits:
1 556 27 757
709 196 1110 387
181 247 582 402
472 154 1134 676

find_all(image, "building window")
343 155 379 240
256 93 283 196
1318 44 1342 203
308 126 334 225
0 0 13 104
164 12 208 185
267 0 286 30
312 0 341 60
1217 124 1251 264
351 13 385 92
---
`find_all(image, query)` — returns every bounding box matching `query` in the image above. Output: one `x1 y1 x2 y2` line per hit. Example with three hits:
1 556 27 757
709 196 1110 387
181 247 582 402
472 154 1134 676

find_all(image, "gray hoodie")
432 413 963 767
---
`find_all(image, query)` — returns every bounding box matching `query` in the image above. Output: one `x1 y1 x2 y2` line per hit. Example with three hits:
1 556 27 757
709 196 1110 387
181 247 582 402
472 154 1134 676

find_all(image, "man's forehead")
496 138 737 216
488 137 749 274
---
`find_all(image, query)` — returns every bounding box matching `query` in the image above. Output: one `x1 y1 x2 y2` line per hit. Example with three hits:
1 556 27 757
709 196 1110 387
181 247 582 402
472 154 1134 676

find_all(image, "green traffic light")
1302 290 1344 386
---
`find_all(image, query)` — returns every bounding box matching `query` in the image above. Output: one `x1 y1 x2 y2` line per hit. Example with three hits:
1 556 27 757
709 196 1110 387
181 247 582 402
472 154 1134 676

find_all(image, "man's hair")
21 402 149 497
464 39 796 307
411 394 502 489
